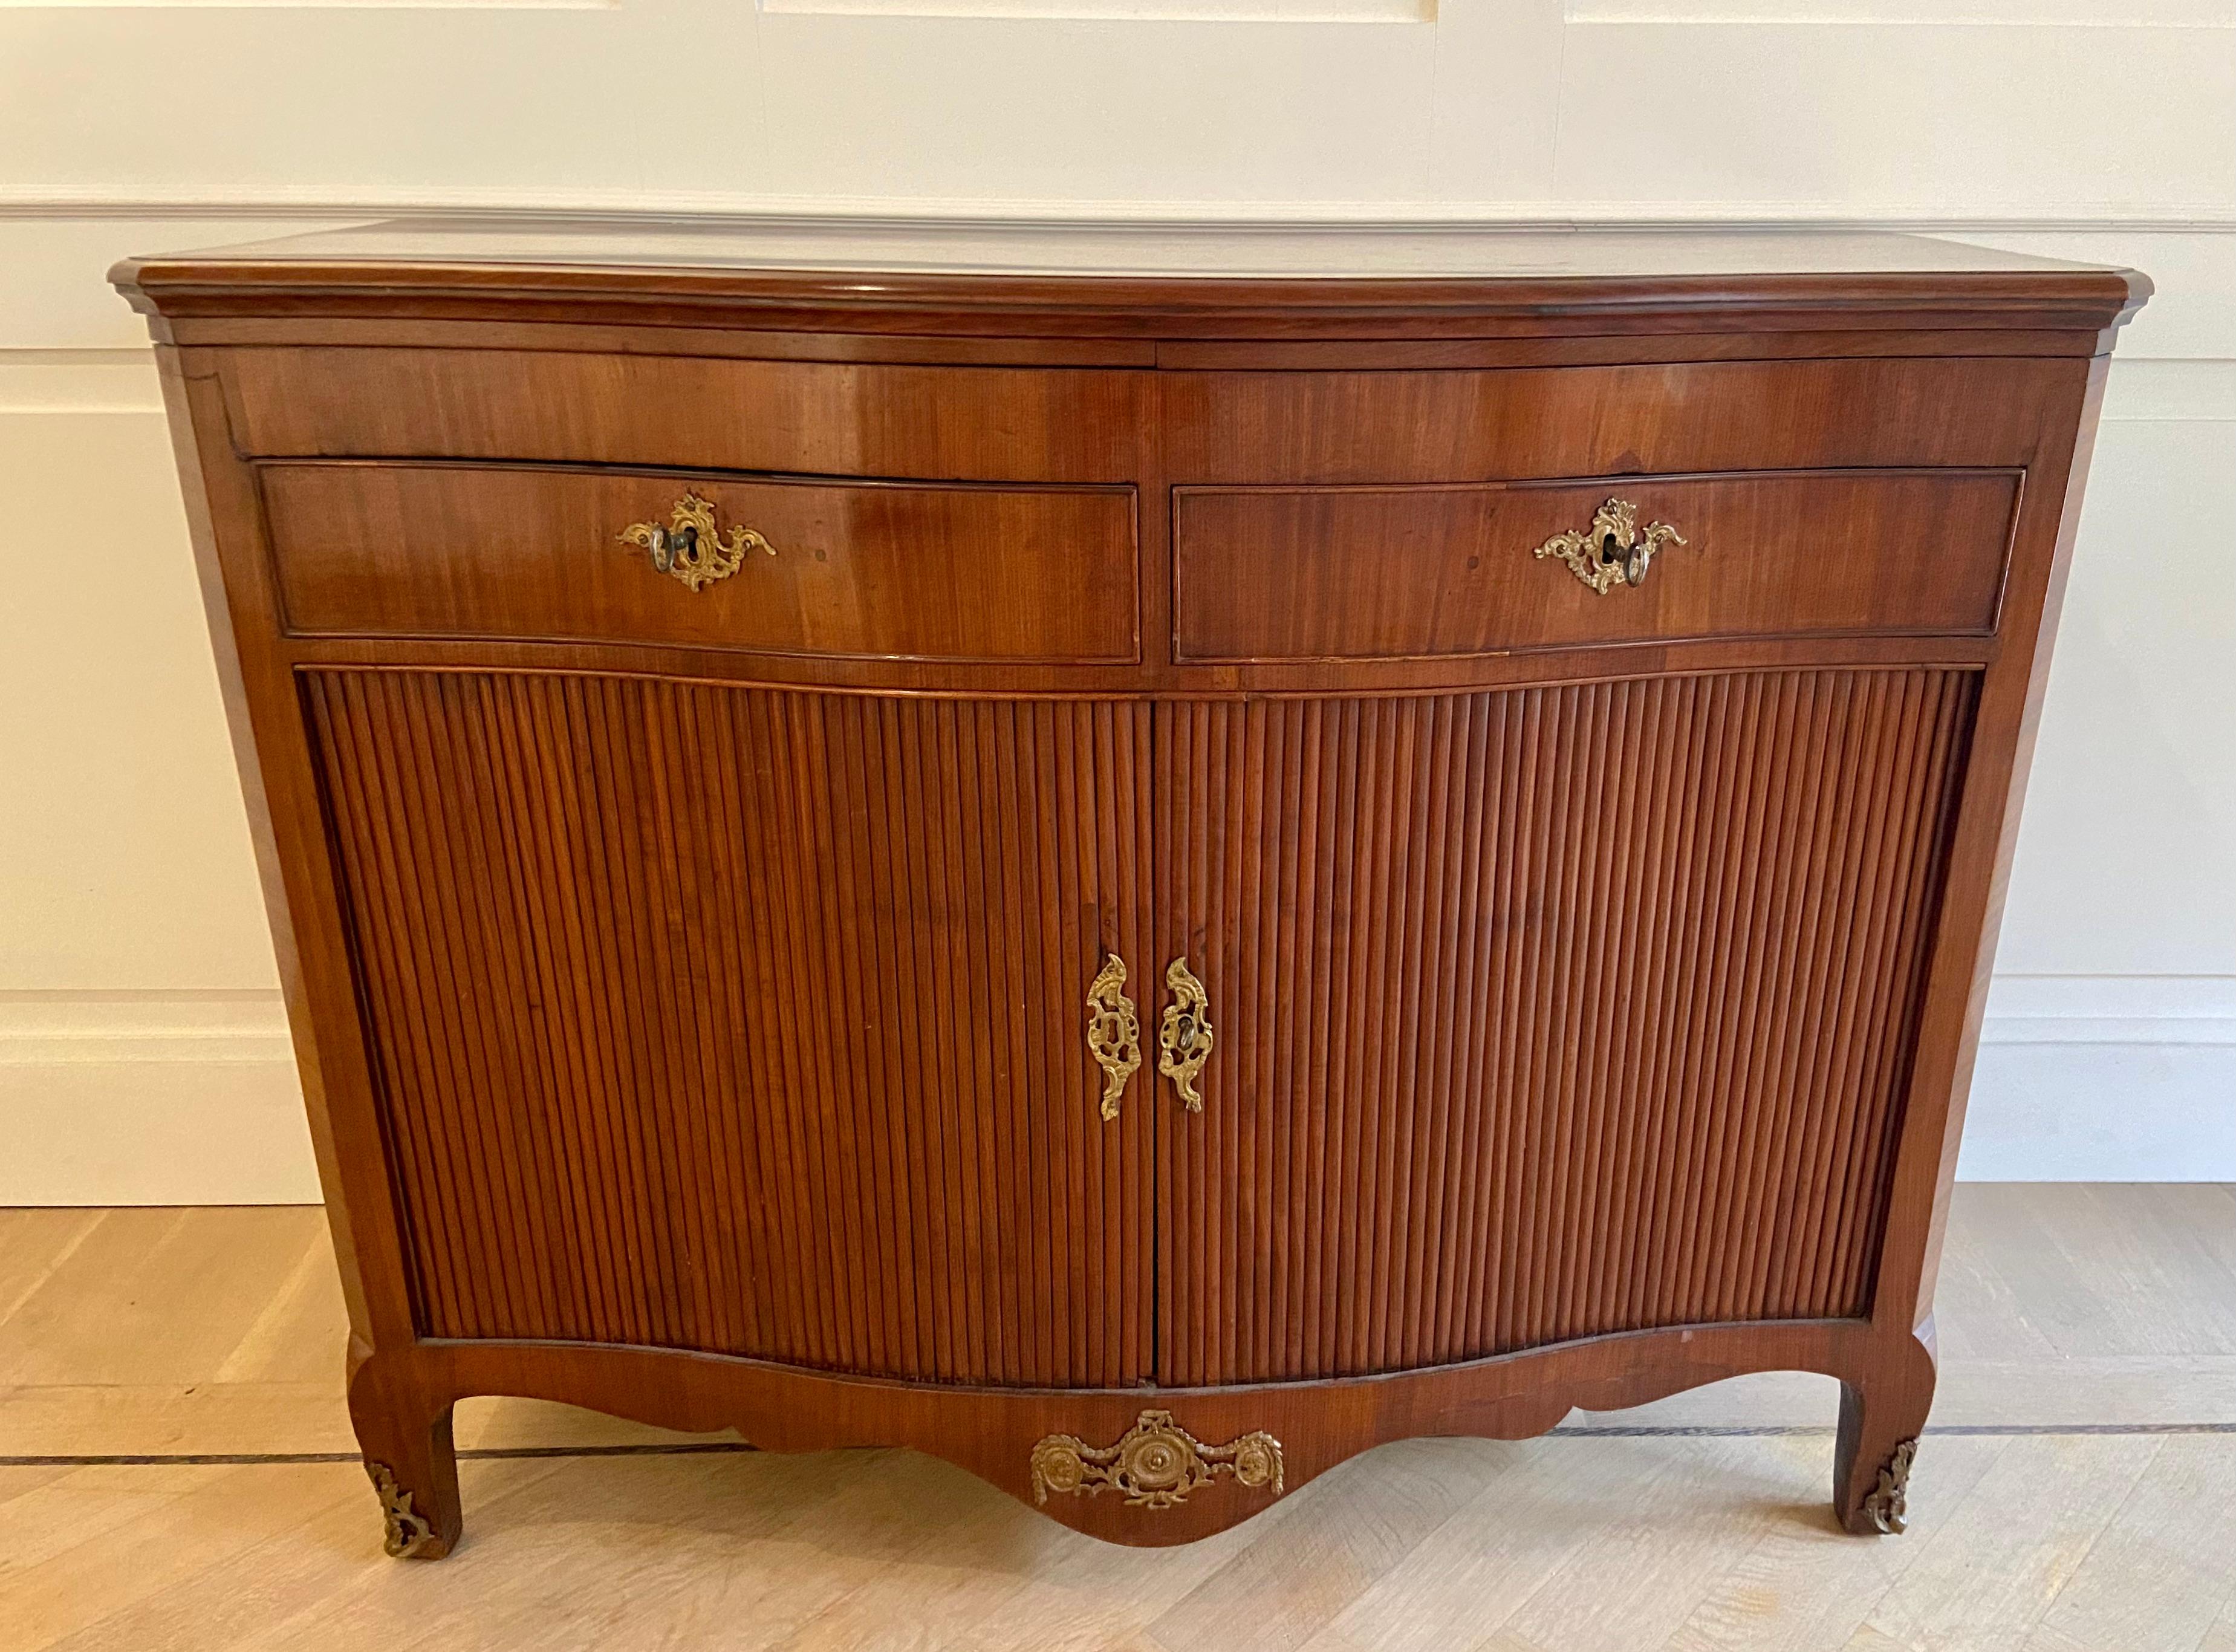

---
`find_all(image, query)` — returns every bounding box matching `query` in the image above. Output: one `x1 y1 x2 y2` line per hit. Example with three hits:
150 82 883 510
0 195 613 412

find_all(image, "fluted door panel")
306 669 1153 1387
1155 668 1975 1385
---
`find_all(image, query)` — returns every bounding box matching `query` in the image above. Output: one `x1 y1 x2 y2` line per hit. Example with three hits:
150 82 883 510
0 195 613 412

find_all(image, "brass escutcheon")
1158 957 1214 1111
619 491 777 592
1533 497 1690 595
1085 954 1143 1122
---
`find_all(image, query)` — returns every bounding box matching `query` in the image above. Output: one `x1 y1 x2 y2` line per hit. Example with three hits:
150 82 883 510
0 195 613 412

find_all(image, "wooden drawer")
1162 359 2073 483
1172 469 2017 662
222 347 1141 483
263 463 1140 663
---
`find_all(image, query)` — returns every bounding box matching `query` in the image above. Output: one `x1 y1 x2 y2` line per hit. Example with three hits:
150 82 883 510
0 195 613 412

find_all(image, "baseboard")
1 978 2226 1203
1963 1044 2236 1182
1964 975 2236 1182
0 992 320 1205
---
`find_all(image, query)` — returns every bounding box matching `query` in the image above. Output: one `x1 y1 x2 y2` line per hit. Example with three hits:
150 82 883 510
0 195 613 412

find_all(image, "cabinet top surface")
123 214 2147 299
125 216 2124 284
112 218 2147 344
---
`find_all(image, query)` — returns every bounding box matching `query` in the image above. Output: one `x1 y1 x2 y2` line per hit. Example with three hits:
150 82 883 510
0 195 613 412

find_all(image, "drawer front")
1174 469 2016 662
223 347 1142 483
264 463 1139 663
1163 359 2073 483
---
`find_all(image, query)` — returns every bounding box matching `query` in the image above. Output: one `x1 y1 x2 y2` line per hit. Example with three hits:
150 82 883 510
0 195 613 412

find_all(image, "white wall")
2 0 2230 1200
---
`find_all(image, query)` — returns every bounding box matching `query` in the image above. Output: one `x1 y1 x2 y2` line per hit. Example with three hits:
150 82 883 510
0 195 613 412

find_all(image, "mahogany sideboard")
114 221 2146 1557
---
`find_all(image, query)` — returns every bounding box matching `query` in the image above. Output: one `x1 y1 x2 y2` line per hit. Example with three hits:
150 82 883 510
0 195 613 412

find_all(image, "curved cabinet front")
305 665 1971 1388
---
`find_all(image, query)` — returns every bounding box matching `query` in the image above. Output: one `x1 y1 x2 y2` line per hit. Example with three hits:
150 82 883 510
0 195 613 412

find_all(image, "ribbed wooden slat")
304 669 1152 1388
1157 667 1977 1385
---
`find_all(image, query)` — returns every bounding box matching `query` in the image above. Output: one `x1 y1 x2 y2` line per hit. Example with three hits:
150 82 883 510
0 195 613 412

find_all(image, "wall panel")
4 0 2231 1194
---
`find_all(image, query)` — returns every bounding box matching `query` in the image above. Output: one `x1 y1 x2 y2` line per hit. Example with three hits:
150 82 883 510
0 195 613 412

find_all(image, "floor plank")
2200 1593 2236 1652
0 1209 327 1387
2 1463 360 1650
2023 1434 2236 1652
1660 1436 2003 1652
0 1210 106 1333
1856 1434 2163 1652
1145 1436 1489 1652
1296 1437 1671 1652
1485 1437 1802 1652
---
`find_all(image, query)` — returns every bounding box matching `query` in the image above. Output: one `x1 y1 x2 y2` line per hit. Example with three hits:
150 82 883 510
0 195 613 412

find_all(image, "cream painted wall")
2 0 2231 1199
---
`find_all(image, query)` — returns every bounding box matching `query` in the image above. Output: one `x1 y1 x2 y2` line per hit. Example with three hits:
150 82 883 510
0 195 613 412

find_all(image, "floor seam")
7 1420 2236 1468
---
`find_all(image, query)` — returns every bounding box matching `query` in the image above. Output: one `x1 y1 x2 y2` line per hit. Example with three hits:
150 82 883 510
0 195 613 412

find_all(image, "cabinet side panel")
1157 668 1974 1385
304 669 1152 1388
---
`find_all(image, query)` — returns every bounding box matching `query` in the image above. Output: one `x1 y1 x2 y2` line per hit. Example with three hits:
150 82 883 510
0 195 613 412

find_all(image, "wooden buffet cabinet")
115 222 2145 1557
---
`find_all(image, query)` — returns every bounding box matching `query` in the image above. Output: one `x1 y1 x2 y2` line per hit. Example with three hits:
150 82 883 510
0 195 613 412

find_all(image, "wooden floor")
2 1187 2233 1651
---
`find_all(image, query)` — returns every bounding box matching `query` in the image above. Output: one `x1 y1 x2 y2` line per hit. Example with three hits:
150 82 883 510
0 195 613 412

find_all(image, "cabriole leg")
348 1345 462 1559
1833 1326 1937 1535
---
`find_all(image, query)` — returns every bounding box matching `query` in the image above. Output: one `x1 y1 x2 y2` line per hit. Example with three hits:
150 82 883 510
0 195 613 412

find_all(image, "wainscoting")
4 0 2231 1198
